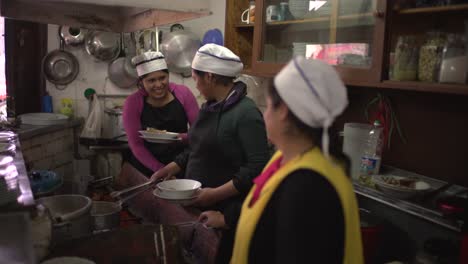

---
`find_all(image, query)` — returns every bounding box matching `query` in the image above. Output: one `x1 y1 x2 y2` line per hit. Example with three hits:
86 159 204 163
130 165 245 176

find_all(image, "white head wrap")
192 44 243 77
132 51 168 77
274 57 348 157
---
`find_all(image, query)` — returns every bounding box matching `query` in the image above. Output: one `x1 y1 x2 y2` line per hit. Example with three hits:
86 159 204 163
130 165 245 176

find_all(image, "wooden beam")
0 0 211 32
121 9 211 32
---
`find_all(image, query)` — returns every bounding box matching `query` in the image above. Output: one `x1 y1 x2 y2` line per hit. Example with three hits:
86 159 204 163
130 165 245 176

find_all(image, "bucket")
342 123 373 180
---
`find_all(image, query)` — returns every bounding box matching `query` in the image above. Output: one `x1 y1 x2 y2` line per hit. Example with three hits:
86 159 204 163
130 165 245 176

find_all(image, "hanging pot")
42 30 79 90
108 33 138 89
59 26 87 46
161 27 200 77
85 30 121 62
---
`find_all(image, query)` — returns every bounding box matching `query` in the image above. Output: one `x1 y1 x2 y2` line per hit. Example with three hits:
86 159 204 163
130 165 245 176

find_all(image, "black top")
126 95 188 176
248 169 345 263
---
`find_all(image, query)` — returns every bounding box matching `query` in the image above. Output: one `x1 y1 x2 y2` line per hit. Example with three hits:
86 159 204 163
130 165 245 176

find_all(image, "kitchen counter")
355 166 465 233
17 118 83 140
0 133 35 212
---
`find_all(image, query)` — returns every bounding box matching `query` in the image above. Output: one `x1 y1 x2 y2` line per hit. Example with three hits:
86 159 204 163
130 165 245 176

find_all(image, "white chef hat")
192 44 243 77
132 51 168 77
274 57 348 157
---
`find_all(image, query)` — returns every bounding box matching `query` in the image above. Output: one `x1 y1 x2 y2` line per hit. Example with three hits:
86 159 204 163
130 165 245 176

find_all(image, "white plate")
153 188 197 203
0 143 15 154
140 136 181 144
139 130 179 139
0 132 17 142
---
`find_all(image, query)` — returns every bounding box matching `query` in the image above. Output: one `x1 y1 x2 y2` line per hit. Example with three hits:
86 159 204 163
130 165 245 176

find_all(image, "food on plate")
380 176 418 189
146 127 168 134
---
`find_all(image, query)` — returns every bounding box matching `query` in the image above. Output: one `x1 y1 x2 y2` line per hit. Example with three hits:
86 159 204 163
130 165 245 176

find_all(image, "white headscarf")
274 57 348 157
132 51 168 77
192 44 243 77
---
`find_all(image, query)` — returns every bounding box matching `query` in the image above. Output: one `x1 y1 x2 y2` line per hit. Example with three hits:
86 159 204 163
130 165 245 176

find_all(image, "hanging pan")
107 33 138 89
42 29 79 90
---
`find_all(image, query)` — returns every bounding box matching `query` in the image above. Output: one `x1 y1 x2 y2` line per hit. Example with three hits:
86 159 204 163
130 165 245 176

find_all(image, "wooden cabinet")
225 0 468 95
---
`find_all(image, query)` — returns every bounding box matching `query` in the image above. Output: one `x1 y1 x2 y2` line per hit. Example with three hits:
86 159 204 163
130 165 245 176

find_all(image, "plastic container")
392 36 419 81
359 120 383 186
342 123 373 180
418 31 445 82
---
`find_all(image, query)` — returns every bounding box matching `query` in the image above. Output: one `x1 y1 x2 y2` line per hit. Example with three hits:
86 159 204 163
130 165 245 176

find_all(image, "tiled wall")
21 128 78 190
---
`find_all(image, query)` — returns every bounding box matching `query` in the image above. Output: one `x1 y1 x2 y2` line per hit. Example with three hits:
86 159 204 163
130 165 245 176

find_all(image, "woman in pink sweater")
123 51 199 176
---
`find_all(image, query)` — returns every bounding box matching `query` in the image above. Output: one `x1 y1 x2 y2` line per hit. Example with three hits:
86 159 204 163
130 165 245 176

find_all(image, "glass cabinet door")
255 0 385 79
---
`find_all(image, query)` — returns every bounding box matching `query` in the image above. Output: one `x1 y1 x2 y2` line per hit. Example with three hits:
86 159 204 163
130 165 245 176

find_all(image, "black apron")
125 93 188 177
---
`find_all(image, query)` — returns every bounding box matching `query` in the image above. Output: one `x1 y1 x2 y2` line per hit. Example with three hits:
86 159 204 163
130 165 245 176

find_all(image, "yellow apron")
231 148 363 264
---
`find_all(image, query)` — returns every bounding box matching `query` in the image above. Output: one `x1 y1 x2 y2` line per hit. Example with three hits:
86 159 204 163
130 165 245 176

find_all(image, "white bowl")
156 179 201 199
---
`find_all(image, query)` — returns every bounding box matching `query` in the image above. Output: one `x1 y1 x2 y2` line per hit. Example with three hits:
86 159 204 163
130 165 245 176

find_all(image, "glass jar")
418 31 446 82
392 36 419 81
439 33 466 83
278 2 294 21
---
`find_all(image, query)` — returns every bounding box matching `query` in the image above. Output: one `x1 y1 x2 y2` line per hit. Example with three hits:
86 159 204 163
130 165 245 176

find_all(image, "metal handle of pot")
110 180 155 198
115 184 153 207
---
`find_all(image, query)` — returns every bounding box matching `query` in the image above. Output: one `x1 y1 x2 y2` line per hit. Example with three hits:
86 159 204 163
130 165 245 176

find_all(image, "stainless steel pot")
102 107 124 139
43 32 79 88
36 195 92 244
91 201 121 231
59 26 87 46
85 30 121 61
161 29 200 77
108 34 138 88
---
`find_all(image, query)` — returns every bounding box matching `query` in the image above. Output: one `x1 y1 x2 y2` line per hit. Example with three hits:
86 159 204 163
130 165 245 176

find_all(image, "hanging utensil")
107 33 138 89
85 30 121 62
59 26 87 46
42 28 79 90
161 26 201 77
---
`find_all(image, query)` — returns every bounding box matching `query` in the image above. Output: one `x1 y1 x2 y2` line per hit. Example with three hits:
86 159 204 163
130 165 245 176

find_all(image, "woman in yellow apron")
230 57 364 263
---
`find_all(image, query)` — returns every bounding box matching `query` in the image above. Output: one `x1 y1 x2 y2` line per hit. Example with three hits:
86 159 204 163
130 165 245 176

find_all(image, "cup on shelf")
241 1 255 24
266 5 280 22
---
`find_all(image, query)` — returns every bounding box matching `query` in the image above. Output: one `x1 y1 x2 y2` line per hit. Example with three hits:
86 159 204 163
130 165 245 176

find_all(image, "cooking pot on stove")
36 195 92 244
102 106 124 139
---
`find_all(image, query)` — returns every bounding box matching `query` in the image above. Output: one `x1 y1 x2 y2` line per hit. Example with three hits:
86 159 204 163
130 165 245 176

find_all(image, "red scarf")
250 156 283 206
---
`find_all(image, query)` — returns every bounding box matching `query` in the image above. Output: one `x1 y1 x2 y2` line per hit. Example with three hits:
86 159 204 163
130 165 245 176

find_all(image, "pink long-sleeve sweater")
123 83 199 172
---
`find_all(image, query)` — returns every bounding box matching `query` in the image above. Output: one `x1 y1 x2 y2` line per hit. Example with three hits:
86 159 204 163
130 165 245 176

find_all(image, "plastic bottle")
359 120 383 186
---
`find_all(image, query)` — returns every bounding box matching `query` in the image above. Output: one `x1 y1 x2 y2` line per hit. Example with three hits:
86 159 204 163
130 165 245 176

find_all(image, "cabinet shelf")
397 4 468 14
266 16 330 26
339 12 374 20
235 23 254 28
379 81 468 95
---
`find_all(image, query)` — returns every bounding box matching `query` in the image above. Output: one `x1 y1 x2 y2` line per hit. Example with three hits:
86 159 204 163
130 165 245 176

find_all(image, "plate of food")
373 175 431 199
139 127 179 140
139 136 181 144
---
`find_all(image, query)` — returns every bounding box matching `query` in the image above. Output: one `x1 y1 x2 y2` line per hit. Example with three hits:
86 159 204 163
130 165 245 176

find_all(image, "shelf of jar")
396 4 468 14
379 80 468 95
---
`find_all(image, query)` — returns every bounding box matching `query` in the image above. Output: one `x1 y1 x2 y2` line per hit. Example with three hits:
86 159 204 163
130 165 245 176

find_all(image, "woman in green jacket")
151 44 270 263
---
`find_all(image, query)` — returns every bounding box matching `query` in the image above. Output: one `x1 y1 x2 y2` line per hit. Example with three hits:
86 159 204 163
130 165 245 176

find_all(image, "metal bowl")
108 56 138 88
60 26 87 46
161 30 200 77
85 30 121 61
42 49 79 85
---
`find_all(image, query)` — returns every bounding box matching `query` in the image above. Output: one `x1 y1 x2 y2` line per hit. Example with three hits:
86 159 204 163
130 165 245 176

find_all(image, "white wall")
46 0 226 118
